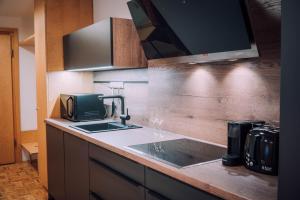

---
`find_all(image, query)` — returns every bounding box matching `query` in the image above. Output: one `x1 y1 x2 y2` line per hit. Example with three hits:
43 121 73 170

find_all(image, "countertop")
45 118 278 200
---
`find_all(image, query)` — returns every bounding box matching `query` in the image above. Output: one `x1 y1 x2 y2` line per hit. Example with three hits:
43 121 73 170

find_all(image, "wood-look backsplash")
94 0 281 145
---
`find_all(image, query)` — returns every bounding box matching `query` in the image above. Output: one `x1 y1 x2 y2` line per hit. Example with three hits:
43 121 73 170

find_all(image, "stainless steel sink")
71 121 142 134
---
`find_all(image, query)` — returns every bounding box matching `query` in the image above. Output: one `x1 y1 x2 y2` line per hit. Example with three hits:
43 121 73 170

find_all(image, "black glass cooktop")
128 139 226 168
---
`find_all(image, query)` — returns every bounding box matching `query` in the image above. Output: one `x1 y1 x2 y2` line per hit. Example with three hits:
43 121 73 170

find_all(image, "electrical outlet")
109 82 124 89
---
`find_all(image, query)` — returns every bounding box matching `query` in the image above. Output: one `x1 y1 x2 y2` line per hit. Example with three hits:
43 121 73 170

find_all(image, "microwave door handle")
67 97 74 118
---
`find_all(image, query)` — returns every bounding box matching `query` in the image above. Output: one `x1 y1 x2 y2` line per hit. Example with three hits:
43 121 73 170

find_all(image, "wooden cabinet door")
46 125 65 200
112 18 147 68
0 34 15 165
64 133 89 200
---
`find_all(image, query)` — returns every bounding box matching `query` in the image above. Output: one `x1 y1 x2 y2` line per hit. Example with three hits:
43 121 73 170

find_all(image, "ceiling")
0 0 34 17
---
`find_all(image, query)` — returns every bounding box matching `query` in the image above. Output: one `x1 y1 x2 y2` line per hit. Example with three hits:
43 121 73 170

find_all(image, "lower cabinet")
146 190 169 200
89 143 145 185
90 159 145 200
47 125 222 200
64 133 89 200
89 144 146 200
90 193 101 200
145 168 222 200
46 125 89 200
46 125 65 200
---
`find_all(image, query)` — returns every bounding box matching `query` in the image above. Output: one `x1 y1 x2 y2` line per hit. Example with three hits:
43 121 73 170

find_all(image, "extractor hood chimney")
127 0 259 64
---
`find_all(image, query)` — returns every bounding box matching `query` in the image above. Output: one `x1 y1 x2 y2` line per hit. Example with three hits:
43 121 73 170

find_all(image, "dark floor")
0 162 48 200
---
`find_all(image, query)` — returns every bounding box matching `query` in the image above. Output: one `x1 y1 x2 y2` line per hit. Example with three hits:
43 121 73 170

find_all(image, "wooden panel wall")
147 61 280 145
34 0 94 188
46 0 93 71
46 0 94 117
21 130 39 143
34 0 48 187
94 0 281 145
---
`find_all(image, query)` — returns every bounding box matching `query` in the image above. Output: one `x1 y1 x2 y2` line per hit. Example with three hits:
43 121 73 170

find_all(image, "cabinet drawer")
89 143 144 184
146 190 169 200
145 168 222 200
90 192 102 200
90 159 145 200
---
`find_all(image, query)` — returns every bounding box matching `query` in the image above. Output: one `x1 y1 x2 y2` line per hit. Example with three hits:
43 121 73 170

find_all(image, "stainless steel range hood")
127 0 259 64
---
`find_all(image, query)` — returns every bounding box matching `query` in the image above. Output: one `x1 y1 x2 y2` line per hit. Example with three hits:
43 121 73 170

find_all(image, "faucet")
98 95 131 125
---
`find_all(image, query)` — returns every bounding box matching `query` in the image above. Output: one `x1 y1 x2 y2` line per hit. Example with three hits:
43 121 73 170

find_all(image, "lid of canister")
252 126 280 136
228 120 265 126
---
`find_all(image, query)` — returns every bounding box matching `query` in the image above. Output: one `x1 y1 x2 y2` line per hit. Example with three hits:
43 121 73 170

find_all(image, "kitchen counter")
45 118 278 200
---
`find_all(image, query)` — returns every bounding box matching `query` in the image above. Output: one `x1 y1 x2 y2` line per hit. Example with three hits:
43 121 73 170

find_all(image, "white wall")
20 15 34 40
19 15 37 131
0 16 22 30
0 15 37 131
93 0 131 22
19 46 37 131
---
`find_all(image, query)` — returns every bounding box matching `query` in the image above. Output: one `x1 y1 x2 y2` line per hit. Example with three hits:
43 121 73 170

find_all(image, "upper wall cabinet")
63 18 148 71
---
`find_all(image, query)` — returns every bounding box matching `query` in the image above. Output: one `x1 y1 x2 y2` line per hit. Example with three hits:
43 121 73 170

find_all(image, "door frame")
0 28 22 162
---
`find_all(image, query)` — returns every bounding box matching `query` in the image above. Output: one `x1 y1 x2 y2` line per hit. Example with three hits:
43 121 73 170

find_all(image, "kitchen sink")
71 122 142 134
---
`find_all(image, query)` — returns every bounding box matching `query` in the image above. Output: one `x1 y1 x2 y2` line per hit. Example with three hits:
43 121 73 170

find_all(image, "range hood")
127 0 259 63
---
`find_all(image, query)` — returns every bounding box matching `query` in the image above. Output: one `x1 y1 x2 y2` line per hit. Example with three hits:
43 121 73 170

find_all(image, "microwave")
60 93 106 122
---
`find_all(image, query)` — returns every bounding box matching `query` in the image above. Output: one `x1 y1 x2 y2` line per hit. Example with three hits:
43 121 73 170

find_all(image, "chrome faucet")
98 95 131 125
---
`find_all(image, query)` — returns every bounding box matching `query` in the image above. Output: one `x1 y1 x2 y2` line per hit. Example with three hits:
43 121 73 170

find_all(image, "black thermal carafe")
222 120 265 166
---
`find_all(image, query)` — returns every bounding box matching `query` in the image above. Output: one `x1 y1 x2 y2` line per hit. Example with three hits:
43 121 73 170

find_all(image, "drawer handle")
90 191 103 200
90 158 141 187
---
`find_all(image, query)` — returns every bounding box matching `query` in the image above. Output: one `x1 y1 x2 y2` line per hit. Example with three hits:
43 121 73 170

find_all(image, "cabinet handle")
90 191 103 200
90 158 141 187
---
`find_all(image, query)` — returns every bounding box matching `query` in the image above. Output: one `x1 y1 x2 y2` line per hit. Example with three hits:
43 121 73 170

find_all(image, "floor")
0 162 48 200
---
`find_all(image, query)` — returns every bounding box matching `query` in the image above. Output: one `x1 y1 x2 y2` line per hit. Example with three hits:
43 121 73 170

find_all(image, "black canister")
244 126 279 175
222 120 265 166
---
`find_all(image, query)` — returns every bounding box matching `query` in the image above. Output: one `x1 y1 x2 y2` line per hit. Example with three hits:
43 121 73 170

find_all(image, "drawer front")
90 192 102 200
146 190 169 200
145 168 222 200
90 159 145 200
89 143 144 184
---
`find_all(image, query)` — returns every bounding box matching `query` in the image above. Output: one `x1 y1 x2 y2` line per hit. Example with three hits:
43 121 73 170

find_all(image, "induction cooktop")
127 138 226 168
